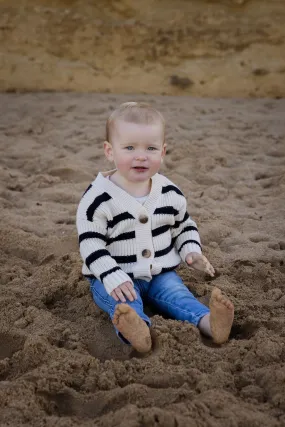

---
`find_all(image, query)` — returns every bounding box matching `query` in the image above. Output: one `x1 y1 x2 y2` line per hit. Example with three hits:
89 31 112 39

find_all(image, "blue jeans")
88 271 209 344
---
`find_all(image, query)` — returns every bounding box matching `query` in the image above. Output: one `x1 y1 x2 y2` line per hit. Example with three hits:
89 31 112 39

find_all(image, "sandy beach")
0 93 284 426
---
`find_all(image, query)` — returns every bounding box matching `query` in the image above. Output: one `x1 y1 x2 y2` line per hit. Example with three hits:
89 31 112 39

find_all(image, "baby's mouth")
133 166 148 170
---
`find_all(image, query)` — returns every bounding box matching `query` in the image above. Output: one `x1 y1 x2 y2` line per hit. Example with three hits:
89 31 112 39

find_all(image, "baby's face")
104 119 166 184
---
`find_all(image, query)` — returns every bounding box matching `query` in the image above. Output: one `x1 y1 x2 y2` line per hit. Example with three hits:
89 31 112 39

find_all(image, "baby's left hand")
186 252 215 277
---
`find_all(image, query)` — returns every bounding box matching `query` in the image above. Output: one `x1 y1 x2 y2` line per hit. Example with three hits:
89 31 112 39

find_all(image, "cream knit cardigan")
76 170 201 294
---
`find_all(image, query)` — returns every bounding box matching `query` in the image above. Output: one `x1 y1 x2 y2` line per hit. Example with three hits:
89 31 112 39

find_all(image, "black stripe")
107 212 135 229
155 243 174 258
154 206 179 216
152 225 170 237
178 240 202 253
82 184 92 197
162 185 183 196
86 192 112 221
173 212 189 229
107 231 135 245
79 231 107 244
100 266 121 282
86 249 110 268
113 254 137 264
172 226 198 244
84 270 134 281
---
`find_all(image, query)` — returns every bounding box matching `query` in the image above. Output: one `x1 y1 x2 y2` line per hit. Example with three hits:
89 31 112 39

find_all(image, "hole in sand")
38 390 76 417
230 321 259 340
0 331 26 360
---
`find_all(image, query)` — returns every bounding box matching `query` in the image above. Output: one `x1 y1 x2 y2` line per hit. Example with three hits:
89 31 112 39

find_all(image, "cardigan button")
142 249 151 258
139 215 148 224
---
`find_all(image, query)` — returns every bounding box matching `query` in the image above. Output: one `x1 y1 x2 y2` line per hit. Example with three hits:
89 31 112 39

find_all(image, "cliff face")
0 0 285 97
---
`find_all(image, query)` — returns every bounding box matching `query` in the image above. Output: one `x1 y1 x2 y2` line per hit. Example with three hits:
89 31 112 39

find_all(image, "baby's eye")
148 147 157 151
125 146 134 150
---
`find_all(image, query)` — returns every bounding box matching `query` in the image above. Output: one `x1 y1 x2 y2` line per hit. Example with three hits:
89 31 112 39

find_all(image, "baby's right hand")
111 281 137 302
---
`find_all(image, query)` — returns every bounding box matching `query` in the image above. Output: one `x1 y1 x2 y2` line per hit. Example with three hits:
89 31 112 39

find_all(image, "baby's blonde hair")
106 102 165 143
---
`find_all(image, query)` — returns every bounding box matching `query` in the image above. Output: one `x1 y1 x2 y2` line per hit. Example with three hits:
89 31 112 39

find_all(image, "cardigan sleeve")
77 213 134 295
171 196 202 261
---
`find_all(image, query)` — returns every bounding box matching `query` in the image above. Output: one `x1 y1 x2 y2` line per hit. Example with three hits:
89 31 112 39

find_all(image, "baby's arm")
171 194 215 276
77 213 134 297
171 194 202 260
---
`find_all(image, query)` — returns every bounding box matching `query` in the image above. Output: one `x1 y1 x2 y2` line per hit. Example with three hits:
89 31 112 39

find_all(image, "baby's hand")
111 281 137 302
186 252 215 277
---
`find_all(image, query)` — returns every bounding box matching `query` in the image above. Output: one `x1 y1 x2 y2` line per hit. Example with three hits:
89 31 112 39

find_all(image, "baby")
76 102 234 353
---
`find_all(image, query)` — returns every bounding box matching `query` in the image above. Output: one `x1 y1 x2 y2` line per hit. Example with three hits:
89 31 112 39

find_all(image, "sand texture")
0 0 285 97
0 93 285 426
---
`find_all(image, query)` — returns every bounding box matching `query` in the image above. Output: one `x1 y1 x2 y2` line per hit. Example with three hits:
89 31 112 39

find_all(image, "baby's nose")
135 153 147 160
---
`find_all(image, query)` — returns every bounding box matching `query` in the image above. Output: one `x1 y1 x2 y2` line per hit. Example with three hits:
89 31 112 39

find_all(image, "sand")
1 0 285 97
0 93 285 426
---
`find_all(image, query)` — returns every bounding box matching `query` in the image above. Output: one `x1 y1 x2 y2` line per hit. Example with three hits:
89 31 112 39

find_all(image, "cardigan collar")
94 169 164 217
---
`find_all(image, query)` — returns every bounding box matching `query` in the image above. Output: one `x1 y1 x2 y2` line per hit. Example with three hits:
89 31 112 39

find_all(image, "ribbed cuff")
104 270 134 295
180 244 202 263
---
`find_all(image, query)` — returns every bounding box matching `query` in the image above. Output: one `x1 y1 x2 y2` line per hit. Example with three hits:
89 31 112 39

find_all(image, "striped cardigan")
76 170 202 294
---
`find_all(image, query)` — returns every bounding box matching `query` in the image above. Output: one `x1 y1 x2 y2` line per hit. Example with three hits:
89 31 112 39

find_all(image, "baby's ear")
104 140 113 161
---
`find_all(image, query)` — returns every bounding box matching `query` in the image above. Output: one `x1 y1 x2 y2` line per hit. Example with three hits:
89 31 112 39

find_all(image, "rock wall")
0 0 285 97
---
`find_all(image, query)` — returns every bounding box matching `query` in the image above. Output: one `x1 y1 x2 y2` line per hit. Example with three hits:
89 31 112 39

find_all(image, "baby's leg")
148 272 233 344
199 287 234 344
89 278 151 353
147 271 210 326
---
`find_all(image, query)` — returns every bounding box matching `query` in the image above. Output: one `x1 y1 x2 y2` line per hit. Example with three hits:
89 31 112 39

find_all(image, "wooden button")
139 215 148 224
142 249 151 258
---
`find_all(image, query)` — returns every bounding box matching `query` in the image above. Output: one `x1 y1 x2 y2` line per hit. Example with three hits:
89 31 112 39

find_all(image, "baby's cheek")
116 158 130 170
153 158 163 168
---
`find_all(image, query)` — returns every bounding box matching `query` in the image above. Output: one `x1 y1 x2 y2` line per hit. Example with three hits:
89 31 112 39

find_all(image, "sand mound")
0 93 285 426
